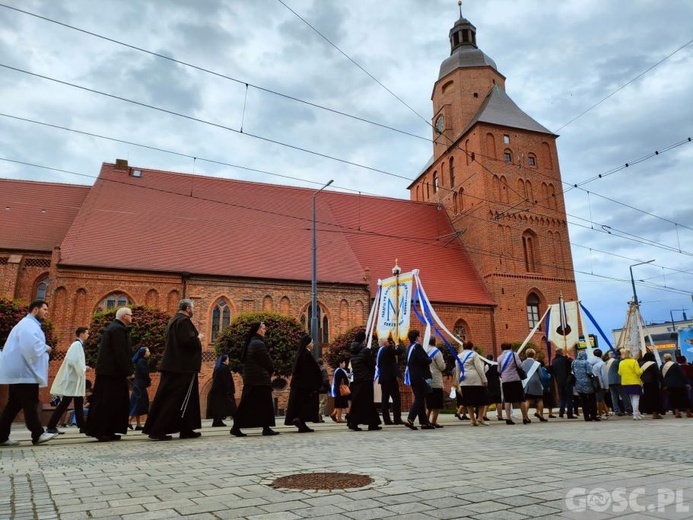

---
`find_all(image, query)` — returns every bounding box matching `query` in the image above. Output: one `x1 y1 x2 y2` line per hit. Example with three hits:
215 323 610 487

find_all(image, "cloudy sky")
1 0 692 338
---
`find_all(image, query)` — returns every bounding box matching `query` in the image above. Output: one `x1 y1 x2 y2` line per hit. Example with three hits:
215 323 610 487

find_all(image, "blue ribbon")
579 302 616 353
412 287 465 376
545 309 552 363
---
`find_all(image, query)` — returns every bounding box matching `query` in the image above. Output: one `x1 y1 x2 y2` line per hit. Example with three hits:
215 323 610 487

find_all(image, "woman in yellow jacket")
618 349 644 420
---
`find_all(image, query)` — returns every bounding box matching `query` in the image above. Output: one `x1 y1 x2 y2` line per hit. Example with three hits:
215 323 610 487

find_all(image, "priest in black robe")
86 307 133 442
143 299 202 441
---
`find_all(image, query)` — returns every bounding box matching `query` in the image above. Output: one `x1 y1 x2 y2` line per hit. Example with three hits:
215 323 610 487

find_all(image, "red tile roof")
0 179 90 252
57 163 495 306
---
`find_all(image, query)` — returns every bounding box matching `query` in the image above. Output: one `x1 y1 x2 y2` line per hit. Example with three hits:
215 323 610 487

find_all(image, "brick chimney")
114 159 129 170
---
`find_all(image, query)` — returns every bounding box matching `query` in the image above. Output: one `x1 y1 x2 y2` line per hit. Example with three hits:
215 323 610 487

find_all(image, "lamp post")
311 179 333 359
629 259 655 306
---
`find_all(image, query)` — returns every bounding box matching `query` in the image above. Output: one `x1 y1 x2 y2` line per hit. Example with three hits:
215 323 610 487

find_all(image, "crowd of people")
1 300 692 447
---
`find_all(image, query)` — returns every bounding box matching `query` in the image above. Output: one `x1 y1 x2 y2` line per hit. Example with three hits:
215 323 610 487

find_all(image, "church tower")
409 9 578 348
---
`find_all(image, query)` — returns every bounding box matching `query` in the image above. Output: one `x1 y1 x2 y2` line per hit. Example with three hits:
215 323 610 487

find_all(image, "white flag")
548 300 580 349
376 271 413 342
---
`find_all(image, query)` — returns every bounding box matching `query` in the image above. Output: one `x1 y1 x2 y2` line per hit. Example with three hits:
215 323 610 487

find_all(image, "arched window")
500 176 510 204
415 185 420 201
518 178 526 199
528 153 537 167
522 230 539 273
526 293 541 330
96 292 132 314
211 299 232 343
548 183 557 209
304 304 329 345
449 157 455 187
526 180 534 203
452 192 458 214
459 187 465 211
35 275 49 300
503 149 512 163
426 181 430 200
485 133 496 159
453 319 469 341
433 171 439 193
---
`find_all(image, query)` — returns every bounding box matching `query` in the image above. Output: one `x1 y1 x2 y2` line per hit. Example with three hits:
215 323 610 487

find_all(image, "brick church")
0 12 577 411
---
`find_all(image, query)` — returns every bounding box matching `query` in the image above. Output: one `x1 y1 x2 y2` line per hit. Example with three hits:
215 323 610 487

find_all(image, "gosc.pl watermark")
565 486 689 514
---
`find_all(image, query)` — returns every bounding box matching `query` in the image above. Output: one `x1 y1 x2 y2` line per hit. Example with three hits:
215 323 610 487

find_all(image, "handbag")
512 353 527 380
339 382 351 396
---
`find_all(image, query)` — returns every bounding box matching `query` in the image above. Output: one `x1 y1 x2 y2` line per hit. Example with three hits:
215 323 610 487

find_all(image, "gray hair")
115 307 132 320
378 336 389 346
178 299 194 311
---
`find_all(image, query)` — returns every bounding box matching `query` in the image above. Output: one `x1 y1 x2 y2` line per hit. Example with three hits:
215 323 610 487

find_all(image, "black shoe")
454 413 460 419
549 414 557 418
392 420 404 425
128 424 134 430
432 423 444 429
538 416 548 422
349 424 363 431
506 419 515 425
534 412 540 418
135 426 144 431
211 422 227 427
262 428 279 436
523 418 531 425
420 424 436 430
382 421 393 425
180 431 201 439
148 433 172 441
230 427 247 438
368 425 382 431
482 416 490 421
404 420 418 430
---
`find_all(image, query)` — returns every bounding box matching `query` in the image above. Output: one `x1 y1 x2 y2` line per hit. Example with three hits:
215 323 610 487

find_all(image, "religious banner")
376 271 413 342
548 299 580 349
680 327 693 364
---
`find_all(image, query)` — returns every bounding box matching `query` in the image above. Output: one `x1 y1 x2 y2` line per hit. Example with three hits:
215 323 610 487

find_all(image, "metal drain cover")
271 472 373 490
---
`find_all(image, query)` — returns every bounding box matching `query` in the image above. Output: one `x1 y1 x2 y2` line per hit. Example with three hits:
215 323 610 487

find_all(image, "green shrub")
0 297 57 351
83 306 171 371
214 312 305 377
323 326 366 369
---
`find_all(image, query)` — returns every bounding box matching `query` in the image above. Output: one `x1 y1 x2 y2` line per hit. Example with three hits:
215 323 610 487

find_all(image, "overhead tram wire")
0 3 428 143
277 0 693 241
5 3 689 240
0 112 380 197
2 155 690 299
553 37 693 133
276 0 431 128
5 108 693 267
3 154 692 298
0 63 413 183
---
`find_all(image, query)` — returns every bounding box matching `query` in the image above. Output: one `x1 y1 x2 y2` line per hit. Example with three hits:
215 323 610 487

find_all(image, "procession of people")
2 301 692 447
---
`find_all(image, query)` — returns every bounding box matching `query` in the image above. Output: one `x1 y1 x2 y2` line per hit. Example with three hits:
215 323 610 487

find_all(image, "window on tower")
526 293 541 330
504 151 512 163
433 172 439 193
528 154 536 166
504 135 510 144
449 157 455 186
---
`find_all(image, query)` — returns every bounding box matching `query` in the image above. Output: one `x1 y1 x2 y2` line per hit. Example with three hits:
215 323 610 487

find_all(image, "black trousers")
47 396 85 429
0 384 44 443
407 381 428 425
578 392 598 421
380 378 401 423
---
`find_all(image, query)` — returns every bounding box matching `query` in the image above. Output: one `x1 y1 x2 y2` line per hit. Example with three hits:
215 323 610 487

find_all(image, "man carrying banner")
376 336 404 425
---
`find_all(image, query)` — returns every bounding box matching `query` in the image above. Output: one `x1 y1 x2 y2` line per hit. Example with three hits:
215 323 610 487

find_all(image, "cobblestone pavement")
2 413 693 520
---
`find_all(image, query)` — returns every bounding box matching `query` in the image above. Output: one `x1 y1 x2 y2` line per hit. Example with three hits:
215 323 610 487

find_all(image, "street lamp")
311 179 333 359
629 259 655 306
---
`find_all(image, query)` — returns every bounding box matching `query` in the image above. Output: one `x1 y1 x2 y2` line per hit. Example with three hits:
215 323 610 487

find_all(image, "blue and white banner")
376 271 413 343
679 327 693 364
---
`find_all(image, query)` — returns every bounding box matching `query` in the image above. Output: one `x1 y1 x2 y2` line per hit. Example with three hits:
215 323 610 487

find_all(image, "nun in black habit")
284 335 322 432
230 321 278 437
206 354 237 427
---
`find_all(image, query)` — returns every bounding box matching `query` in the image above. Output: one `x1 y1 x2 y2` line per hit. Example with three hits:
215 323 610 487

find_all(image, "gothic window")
97 292 132 314
459 187 465 211
453 192 458 214
526 293 541 330
503 134 510 144
433 171 439 193
449 156 455 186
493 175 501 200
440 162 446 188
522 230 539 273
486 133 496 160
305 304 329 345
453 319 469 341
528 153 536 167
35 275 49 300
426 181 430 200
518 179 526 199
211 299 231 343
504 150 512 163
415 185 420 201
322 315 329 345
